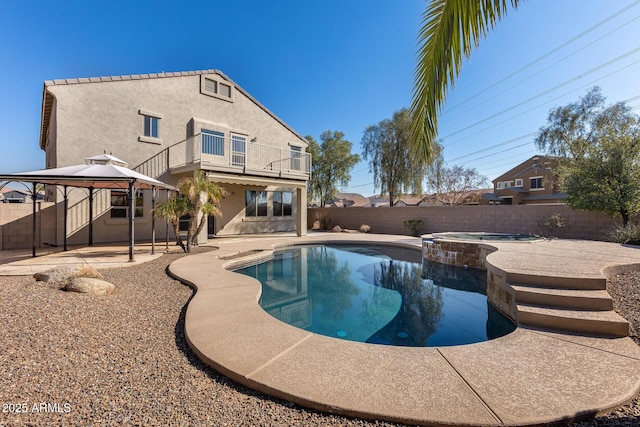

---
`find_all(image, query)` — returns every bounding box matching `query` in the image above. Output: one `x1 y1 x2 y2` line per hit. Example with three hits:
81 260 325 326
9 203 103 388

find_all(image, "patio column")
296 186 307 237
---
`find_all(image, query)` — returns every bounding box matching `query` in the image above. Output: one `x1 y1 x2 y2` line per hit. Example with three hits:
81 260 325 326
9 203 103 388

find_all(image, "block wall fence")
2 203 632 250
308 205 630 241
0 202 57 250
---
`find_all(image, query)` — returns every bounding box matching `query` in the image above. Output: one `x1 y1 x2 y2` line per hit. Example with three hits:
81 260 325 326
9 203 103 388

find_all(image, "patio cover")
0 154 175 261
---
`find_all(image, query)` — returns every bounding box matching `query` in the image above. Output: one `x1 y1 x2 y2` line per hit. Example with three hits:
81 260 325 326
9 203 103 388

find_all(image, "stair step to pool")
512 285 613 311
516 304 629 338
505 273 606 290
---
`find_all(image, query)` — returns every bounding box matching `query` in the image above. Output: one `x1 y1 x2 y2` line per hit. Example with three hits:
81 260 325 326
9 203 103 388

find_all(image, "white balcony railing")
169 133 311 179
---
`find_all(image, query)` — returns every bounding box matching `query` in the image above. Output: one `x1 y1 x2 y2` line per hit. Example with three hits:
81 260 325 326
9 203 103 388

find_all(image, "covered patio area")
0 154 175 261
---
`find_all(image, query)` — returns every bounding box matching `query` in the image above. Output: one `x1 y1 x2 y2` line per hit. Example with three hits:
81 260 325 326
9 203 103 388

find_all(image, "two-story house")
480 155 566 205
39 69 310 246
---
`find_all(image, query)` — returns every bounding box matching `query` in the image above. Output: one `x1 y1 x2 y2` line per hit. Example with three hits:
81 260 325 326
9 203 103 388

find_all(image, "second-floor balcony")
168 133 311 180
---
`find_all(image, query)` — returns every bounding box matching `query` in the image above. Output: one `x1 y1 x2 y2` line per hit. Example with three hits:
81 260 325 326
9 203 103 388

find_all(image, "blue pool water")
234 245 516 347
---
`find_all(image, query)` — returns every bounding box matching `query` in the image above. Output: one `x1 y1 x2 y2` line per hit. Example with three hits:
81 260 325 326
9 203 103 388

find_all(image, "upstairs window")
144 115 159 138
497 182 504 190
515 179 523 187
110 190 143 218
138 109 162 144
530 176 544 190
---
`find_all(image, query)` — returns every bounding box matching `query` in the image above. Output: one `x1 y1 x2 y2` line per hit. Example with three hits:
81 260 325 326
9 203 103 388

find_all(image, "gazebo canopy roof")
0 154 174 190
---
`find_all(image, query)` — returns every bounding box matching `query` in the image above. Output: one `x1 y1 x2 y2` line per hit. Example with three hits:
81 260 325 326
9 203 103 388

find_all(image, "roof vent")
85 154 128 167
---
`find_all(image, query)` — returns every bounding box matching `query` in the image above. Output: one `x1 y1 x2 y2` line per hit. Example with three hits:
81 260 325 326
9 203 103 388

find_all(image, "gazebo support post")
32 182 37 257
63 185 68 252
88 187 94 246
165 189 170 252
151 186 156 255
128 181 135 262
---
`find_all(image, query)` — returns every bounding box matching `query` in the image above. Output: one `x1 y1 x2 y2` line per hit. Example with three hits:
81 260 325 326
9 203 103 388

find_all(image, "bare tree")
427 164 488 205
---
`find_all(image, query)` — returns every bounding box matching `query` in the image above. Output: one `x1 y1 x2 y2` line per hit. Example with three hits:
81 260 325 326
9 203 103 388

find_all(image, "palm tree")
410 0 519 162
177 170 224 252
154 170 224 253
153 195 189 252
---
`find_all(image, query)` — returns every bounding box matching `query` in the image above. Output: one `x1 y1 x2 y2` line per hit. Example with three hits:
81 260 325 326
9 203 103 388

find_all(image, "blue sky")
1 0 639 196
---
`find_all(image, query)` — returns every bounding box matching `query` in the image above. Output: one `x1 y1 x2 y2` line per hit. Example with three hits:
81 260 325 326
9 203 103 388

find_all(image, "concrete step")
516 304 629 338
505 272 606 290
512 285 613 311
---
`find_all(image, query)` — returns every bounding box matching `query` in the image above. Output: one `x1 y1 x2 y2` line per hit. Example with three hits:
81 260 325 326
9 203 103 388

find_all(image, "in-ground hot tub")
432 232 539 242
423 232 541 269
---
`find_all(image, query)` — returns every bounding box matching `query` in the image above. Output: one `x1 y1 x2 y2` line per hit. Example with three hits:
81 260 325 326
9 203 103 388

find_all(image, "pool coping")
169 233 640 426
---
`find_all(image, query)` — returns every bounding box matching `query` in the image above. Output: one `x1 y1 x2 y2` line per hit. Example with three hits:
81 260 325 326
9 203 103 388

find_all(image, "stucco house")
39 69 310 246
480 155 566 205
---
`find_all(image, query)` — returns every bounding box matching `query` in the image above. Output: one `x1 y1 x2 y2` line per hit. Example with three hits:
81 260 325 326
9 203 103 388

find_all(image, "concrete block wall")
0 202 57 250
309 205 628 241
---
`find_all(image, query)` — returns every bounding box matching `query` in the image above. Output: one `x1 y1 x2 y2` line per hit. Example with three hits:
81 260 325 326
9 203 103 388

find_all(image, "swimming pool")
235 244 515 347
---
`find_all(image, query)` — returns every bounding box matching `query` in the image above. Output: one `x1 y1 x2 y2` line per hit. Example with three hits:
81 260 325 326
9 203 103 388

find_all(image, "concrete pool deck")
169 233 640 426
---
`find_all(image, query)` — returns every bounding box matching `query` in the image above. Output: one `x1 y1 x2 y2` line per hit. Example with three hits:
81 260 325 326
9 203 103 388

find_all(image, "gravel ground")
0 249 639 426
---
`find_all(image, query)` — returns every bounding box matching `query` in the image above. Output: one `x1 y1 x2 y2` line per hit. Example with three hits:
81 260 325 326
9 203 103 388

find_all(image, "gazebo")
0 154 175 261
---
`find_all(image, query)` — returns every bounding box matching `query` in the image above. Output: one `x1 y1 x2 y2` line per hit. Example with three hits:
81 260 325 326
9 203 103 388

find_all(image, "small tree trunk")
621 211 630 227
171 220 186 253
194 215 208 244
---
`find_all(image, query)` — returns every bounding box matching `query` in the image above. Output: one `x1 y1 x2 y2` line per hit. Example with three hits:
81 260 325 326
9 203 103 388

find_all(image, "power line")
444 59 640 148
447 133 536 162
440 0 640 118
441 9 640 125
441 49 640 144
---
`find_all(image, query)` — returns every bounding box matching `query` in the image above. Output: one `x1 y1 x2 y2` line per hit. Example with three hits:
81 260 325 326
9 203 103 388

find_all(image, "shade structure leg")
128 181 135 262
151 186 156 255
63 185 68 252
32 182 37 257
88 187 94 246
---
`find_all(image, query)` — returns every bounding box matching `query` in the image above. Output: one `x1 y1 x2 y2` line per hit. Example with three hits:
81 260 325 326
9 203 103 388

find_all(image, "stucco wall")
216 183 299 235
40 71 308 244
46 73 306 174
308 205 627 241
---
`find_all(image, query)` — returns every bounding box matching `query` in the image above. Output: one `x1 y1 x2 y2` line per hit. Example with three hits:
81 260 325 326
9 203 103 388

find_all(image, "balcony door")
231 135 246 167
290 146 301 171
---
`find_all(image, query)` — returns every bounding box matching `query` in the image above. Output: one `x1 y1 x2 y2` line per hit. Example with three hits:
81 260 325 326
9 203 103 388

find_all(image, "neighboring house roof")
324 192 370 208
395 195 424 206
40 69 308 150
368 196 390 207
481 193 502 202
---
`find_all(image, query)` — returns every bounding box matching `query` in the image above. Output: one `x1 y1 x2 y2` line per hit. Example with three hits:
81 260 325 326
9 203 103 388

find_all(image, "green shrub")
605 224 640 245
403 219 423 237
537 213 565 239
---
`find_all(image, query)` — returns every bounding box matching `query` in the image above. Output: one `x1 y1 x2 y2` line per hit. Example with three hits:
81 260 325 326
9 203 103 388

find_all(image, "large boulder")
34 265 103 283
64 277 115 296
33 266 77 283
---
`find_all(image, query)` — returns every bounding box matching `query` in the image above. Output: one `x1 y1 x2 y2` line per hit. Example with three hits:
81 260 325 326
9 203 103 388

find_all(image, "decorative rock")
331 225 342 232
34 266 76 283
64 277 115 296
